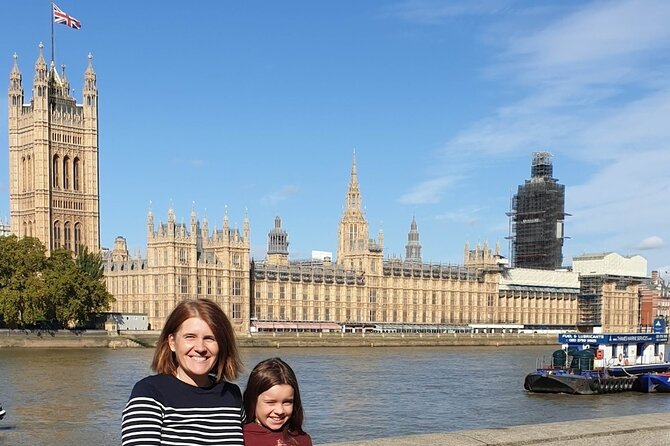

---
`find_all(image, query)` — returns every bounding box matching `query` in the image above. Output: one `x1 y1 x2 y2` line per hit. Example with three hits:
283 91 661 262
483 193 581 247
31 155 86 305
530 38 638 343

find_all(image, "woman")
122 299 244 445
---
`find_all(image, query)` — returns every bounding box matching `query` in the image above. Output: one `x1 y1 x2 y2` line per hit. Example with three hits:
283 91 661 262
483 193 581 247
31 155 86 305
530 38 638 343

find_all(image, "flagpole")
51 3 55 63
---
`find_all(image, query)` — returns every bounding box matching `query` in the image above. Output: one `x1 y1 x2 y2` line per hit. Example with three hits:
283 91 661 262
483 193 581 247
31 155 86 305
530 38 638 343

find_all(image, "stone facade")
103 208 250 332
8 45 100 254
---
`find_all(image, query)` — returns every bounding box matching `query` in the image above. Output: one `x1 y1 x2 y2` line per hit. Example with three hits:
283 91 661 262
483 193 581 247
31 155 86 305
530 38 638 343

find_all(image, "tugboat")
524 332 670 395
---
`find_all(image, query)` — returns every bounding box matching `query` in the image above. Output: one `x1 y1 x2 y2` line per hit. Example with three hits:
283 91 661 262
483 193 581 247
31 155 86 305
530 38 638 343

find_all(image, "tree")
0 236 48 327
77 246 104 280
0 238 114 328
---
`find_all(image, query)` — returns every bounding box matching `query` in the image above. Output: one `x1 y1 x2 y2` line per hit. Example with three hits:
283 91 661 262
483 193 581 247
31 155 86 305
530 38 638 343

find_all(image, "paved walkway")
319 412 670 446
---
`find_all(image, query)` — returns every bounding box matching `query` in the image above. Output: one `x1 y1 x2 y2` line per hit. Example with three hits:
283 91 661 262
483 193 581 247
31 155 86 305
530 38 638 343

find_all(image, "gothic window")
64 222 71 251
21 157 26 192
73 223 82 254
53 155 60 188
73 157 80 191
180 275 188 294
53 221 61 248
63 156 70 189
178 248 186 264
232 303 241 319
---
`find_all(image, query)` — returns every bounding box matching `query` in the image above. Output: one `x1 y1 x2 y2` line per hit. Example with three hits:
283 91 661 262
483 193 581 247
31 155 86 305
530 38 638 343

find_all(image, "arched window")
23 221 27 237
73 157 80 191
21 156 26 192
63 156 70 189
64 222 71 251
28 155 33 190
53 155 60 188
74 223 82 254
28 220 33 237
54 221 61 248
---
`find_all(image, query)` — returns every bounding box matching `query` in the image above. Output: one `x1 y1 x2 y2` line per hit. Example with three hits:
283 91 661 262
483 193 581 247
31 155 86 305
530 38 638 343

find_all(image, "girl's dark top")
243 422 313 446
122 373 244 446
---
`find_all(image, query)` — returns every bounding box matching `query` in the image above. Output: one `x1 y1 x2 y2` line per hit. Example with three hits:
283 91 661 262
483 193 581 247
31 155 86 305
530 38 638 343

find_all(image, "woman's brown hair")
243 357 305 438
151 299 242 383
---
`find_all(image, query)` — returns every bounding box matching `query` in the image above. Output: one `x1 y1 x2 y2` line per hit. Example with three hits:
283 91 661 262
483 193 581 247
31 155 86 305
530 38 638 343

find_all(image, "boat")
524 332 670 395
635 372 670 393
0 404 5 420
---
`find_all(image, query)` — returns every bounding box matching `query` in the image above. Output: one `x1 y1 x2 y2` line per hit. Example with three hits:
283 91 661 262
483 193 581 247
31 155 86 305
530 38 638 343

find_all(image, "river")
1 346 669 445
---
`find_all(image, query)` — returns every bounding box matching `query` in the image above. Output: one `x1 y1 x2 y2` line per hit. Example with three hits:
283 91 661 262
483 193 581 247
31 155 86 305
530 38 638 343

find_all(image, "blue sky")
1 0 669 276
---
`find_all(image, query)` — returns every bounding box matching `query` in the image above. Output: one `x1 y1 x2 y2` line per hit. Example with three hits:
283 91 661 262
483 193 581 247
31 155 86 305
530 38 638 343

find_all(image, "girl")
243 357 312 446
122 299 244 446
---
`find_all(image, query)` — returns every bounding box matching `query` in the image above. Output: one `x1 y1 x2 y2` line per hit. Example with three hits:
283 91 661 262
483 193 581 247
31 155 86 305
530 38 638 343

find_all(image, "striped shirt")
122 374 244 446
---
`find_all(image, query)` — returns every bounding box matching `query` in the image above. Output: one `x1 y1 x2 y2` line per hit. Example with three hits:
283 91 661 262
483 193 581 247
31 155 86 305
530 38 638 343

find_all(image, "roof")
500 267 579 290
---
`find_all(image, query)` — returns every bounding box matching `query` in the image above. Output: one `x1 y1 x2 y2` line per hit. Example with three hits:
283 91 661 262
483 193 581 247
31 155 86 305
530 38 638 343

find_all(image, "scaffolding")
577 275 604 328
507 152 568 270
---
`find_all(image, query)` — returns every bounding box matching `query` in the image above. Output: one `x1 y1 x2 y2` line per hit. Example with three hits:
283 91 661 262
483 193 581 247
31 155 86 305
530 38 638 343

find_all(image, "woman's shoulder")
129 374 177 398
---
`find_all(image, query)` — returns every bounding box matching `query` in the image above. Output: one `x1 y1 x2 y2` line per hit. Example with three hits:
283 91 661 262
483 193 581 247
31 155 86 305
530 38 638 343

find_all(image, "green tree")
0 238 114 328
0 236 48 327
77 246 104 280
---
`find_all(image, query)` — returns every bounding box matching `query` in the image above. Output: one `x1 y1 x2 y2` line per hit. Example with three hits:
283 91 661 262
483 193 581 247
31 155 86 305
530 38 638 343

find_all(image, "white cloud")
637 236 665 250
398 176 460 204
384 0 509 24
261 185 300 206
435 207 482 225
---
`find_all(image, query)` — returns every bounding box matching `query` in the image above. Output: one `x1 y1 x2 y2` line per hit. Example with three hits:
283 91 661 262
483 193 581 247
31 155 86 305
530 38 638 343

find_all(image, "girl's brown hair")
151 299 242 383
243 357 306 438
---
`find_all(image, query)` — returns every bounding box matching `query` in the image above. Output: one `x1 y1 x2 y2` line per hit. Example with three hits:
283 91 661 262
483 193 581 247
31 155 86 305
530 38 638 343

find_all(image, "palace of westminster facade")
6 48 647 333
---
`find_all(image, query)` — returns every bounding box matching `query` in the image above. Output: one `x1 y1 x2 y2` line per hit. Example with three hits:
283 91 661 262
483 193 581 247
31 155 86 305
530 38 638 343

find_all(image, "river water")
1 345 670 445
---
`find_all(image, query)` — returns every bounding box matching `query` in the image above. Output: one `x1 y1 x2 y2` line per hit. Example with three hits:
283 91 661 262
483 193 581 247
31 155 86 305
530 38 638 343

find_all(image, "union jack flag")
53 4 81 29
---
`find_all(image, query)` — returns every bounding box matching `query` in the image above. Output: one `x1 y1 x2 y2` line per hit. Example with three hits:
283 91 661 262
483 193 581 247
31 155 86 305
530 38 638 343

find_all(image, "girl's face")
255 384 294 431
168 316 219 387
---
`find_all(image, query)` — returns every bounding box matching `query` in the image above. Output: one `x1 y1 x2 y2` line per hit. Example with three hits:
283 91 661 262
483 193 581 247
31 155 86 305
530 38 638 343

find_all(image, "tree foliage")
0 236 114 328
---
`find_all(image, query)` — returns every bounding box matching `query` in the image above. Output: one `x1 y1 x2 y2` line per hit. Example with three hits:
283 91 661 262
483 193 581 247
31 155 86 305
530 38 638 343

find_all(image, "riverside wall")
0 330 558 348
319 412 670 446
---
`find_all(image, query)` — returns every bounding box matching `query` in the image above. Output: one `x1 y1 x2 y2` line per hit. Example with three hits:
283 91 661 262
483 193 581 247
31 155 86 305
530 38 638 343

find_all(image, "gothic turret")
405 216 422 263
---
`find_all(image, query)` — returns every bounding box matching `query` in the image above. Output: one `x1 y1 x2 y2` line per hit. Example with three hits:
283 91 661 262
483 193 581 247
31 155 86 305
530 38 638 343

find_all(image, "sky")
1 0 669 277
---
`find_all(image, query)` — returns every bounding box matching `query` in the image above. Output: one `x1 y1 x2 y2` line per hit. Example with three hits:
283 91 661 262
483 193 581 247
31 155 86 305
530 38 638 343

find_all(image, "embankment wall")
0 330 557 348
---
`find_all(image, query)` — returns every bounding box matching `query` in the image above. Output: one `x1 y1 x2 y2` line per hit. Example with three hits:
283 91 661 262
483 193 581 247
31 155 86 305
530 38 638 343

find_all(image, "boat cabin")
559 333 668 369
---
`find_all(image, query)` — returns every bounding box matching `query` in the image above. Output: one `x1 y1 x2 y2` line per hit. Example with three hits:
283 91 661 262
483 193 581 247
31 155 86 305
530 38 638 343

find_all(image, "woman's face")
255 384 294 431
168 316 219 387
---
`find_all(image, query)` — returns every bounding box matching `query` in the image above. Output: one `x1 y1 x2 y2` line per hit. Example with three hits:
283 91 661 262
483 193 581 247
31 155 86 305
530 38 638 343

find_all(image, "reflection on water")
1 346 670 445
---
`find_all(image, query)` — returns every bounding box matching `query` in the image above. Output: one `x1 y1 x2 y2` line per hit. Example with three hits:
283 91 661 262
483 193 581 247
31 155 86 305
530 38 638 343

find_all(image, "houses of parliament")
6 48 651 334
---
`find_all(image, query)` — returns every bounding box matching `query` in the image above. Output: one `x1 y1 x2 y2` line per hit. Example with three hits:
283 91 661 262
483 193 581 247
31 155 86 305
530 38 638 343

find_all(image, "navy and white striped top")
122 374 245 446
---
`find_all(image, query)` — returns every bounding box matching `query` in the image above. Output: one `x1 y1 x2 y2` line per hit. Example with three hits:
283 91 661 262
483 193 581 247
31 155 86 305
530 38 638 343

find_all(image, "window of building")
291 285 297 300
74 223 81 254
207 278 212 295
73 157 80 191
216 279 222 295
267 288 273 299
53 221 61 248
64 222 71 251
232 279 241 296
53 155 60 188
180 275 188 294
63 156 70 189
232 303 241 319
